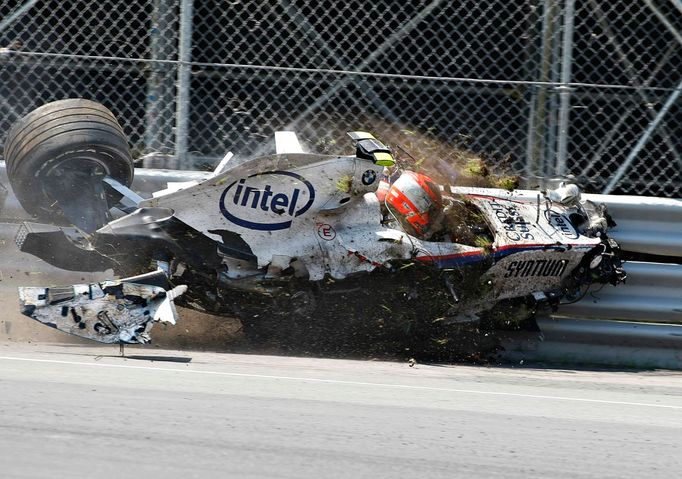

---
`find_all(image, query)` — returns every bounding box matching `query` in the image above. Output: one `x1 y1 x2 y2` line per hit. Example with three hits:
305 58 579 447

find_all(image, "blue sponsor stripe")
493 243 592 260
419 243 592 269
427 254 487 268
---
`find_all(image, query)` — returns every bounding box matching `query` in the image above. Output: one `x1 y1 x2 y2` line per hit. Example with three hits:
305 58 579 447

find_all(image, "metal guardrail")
583 193 682 258
499 318 682 370
504 261 682 369
559 261 682 324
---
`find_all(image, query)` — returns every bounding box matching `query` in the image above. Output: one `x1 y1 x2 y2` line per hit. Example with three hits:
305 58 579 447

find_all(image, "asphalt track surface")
1 342 681 479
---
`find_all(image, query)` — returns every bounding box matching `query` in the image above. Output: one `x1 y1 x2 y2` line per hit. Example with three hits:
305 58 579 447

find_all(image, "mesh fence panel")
0 0 680 196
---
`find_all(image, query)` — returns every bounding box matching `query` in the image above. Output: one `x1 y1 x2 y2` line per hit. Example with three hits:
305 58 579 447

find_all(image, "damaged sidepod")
18 271 187 344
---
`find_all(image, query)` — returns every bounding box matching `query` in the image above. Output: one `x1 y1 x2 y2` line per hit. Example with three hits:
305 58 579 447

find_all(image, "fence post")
0 0 39 34
526 0 560 178
175 0 194 169
555 0 576 176
145 0 177 159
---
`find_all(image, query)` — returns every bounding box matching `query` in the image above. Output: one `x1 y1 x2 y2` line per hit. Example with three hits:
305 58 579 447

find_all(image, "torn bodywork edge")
19 270 187 344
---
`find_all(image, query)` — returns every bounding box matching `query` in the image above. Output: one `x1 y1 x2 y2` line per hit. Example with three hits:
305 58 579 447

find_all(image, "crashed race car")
4 99 625 356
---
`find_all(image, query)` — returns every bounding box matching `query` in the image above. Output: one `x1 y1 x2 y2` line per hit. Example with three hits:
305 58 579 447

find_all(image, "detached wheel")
3 99 134 228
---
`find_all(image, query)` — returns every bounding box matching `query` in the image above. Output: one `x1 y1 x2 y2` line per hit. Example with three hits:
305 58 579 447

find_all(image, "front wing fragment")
19 273 187 344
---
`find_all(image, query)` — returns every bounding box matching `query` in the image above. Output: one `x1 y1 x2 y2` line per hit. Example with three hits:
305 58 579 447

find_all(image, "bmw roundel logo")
362 169 377 185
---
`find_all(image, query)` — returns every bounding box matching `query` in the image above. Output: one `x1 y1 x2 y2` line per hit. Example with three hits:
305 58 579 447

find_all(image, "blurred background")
0 0 680 196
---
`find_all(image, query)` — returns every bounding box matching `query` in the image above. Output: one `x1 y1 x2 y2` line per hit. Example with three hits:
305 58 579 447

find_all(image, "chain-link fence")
0 0 680 196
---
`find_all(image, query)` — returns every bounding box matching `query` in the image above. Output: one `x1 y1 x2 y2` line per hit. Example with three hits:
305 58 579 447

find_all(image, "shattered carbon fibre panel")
18 278 186 344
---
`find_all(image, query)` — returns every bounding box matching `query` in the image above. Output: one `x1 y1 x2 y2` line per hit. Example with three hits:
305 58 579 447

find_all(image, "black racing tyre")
3 98 134 221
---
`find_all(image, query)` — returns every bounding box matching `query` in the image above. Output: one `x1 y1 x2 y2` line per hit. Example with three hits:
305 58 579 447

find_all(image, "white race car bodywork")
139 149 601 304
15 131 624 345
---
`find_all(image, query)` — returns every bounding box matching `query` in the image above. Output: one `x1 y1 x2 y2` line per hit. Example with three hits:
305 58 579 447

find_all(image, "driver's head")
385 170 443 239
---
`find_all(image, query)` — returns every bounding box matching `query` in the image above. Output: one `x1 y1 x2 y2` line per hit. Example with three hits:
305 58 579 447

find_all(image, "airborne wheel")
3 98 134 231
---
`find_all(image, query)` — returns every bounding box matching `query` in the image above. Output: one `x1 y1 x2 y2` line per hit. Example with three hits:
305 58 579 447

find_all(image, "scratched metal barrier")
583 193 682 258
500 260 682 369
1 162 681 368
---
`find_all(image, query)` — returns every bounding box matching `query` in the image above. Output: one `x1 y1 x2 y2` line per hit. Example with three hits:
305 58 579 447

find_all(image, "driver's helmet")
385 170 443 238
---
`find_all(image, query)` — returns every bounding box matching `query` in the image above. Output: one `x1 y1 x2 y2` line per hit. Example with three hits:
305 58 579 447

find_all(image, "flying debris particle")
495 176 520 191
336 175 353 193
464 159 489 177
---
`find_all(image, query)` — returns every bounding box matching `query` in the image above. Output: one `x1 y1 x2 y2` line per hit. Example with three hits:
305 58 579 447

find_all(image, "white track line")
1 355 680 410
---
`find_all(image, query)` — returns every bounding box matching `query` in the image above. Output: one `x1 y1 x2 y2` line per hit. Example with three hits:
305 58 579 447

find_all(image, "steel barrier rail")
583 193 682 258
557 261 682 324
499 318 682 370
505 260 682 368
537 317 682 348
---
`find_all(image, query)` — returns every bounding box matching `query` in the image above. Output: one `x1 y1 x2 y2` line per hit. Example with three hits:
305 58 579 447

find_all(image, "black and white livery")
4 100 625 349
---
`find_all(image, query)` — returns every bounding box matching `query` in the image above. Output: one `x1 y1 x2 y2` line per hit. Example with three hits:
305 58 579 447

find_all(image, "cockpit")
379 169 494 248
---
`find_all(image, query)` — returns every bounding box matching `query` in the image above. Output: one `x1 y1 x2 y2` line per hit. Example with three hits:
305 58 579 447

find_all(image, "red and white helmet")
385 170 442 237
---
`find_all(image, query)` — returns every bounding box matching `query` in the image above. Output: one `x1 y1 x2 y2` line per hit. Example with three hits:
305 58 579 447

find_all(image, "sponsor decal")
317 223 336 241
219 171 315 231
361 169 377 185
545 211 579 239
488 201 535 241
503 259 568 278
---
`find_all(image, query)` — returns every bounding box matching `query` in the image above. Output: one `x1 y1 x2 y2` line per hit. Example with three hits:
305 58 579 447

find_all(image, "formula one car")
4 99 625 352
